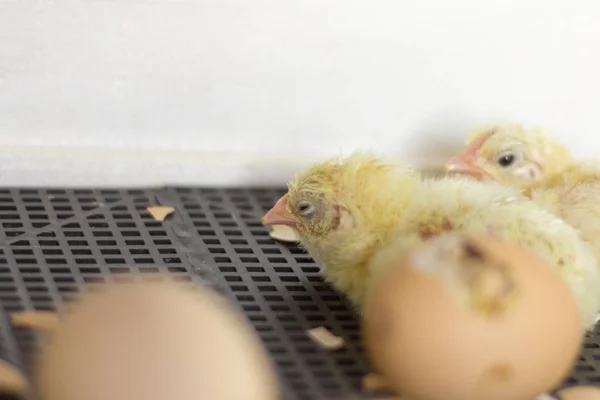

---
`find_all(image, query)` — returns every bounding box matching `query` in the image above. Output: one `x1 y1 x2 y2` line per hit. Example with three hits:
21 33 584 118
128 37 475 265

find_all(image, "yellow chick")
444 123 600 276
262 151 600 331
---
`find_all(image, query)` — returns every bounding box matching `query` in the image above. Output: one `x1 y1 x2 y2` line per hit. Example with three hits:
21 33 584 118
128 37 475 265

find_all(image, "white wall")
0 0 599 186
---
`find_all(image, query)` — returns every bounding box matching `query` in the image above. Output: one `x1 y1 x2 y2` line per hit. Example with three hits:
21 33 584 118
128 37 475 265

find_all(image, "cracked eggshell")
363 233 582 400
35 280 280 400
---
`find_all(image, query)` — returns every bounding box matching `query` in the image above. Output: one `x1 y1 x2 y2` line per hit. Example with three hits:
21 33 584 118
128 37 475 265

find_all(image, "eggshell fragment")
0 360 28 394
269 224 299 243
146 206 175 221
11 311 61 333
555 386 600 399
363 233 583 400
361 372 391 392
35 280 281 400
306 326 344 350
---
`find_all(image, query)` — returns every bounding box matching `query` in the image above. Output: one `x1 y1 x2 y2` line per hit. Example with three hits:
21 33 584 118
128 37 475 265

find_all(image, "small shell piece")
0 360 28 394
361 373 391 392
306 327 344 350
11 311 61 333
146 206 175 221
269 225 300 243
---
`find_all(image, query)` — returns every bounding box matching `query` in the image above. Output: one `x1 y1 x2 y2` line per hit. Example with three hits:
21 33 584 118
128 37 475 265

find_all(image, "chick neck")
526 157 596 193
523 136 588 189
301 167 420 307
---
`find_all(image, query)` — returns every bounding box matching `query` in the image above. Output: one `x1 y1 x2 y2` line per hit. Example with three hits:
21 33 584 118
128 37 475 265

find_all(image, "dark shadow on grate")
0 186 596 399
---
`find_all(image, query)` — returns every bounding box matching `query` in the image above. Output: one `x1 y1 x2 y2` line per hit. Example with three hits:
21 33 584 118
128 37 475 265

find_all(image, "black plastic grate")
0 186 597 399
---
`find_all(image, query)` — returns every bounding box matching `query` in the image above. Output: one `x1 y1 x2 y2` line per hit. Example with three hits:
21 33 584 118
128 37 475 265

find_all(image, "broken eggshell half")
363 233 582 400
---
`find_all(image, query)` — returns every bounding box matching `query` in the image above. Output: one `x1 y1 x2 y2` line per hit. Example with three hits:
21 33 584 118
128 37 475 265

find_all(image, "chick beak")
445 154 487 180
261 195 297 226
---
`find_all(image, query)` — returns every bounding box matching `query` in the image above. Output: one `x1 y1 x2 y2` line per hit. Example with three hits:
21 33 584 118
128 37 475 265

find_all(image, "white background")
0 0 599 186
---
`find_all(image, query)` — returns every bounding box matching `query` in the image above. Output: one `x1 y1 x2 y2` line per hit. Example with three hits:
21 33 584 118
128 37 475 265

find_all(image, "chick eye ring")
297 202 316 218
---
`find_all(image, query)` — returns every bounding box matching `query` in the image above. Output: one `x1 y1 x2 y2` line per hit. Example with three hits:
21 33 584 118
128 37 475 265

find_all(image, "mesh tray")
0 186 597 399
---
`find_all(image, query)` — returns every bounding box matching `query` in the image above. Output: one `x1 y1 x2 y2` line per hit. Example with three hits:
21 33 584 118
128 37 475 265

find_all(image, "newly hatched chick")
445 123 600 273
261 151 600 331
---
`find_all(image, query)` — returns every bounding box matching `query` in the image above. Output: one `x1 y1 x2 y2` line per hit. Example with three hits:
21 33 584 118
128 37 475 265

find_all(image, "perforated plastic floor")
0 186 598 399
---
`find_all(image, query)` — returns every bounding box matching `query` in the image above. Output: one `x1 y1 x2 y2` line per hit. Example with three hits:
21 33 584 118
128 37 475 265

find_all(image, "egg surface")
363 233 583 400
555 386 600 399
35 279 280 400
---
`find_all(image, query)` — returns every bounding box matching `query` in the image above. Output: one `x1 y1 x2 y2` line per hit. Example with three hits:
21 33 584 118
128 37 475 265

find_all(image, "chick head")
444 123 572 189
261 156 345 240
261 151 412 245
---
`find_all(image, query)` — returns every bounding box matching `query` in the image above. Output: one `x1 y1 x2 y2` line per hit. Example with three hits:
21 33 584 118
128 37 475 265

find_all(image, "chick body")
263 152 600 331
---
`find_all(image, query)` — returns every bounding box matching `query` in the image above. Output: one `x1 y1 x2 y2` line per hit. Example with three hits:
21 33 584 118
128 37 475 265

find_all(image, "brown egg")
555 386 600 399
35 279 280 400
363 233 583 400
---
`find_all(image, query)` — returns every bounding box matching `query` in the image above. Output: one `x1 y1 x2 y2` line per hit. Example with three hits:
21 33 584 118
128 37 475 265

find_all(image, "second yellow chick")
445 123 600 280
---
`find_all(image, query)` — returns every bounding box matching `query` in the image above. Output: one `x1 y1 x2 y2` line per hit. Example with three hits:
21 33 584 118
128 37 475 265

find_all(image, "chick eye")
297 201 316 218
497 152 516 168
